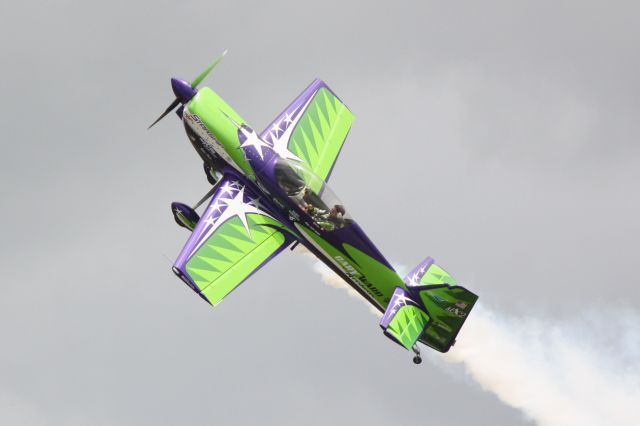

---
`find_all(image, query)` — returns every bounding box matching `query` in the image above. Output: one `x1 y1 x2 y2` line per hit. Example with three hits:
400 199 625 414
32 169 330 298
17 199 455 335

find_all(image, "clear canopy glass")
274 159 352 231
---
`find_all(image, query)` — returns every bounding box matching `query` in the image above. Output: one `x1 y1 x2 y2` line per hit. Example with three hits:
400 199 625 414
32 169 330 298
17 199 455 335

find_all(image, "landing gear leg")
411 344 422 365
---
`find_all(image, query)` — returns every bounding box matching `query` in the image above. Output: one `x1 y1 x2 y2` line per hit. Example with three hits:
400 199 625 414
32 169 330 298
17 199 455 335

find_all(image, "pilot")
304 203 326 216
330 204 346 219
314 204 346 231
328 204 346 225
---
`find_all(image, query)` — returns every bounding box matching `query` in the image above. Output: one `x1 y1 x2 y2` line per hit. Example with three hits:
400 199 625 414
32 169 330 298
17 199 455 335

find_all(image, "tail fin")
405 257 478 352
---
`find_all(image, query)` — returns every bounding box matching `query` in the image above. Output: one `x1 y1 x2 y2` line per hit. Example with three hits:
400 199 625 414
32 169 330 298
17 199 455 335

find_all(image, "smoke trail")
299 248 382 316
301 252 640 425
441 304 640 426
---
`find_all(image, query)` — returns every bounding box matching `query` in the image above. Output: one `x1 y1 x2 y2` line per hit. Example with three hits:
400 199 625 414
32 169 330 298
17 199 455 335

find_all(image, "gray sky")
1 1 639 425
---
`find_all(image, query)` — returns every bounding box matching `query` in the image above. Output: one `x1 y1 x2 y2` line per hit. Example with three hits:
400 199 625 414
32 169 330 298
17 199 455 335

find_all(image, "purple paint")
404 256 435 287
380 287 407 328
171 78 197 103
171 202 200 226
172 169 299 300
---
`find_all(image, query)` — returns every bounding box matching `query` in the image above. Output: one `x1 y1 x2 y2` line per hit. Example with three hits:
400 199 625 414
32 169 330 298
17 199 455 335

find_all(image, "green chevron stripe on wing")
386 305 430 349
288 87 354 192
185 213 286 305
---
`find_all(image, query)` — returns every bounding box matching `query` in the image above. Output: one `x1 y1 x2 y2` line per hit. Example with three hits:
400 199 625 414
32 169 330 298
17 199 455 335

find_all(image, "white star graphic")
407 273 421 286
283 112 293 125
187 182 273 257
270 128 303 162
271 121 282 135
218 186 273 239
247 196 264 211
220 187 253 236
219 181 236 197
210 199 223 213
392 293 412 310
218 107 270 161
266 96 315 163
406 262 431 286
239 127 270 160
388 292 414 317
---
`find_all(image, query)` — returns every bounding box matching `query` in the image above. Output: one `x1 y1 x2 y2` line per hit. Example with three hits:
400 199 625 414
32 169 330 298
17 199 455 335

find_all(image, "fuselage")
180 86 405 311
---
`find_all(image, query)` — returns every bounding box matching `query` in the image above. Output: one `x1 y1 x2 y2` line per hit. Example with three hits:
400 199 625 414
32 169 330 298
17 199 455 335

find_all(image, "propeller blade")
190 49 227 88
148 98 180 129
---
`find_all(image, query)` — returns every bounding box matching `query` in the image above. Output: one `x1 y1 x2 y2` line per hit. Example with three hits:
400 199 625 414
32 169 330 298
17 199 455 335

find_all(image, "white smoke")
442 304 640 426
301 251 640 425
299 248 382 317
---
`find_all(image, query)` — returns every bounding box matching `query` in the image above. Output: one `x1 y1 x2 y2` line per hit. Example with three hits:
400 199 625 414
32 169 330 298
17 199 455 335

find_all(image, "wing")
260 79 354 189
172 175 293 305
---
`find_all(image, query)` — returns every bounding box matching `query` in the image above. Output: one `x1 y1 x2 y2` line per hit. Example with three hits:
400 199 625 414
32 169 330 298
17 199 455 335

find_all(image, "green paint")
288 87 354 191
176 211 197 231
187 88 254 177
297 224 344 259
342 244 404 303
386 305 431 349
296 225 403 308
418 283 478 352
420 263 457 286
186 213 286 305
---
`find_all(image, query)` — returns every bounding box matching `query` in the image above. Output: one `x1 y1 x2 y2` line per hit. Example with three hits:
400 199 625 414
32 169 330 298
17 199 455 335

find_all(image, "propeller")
148 50 228 129
191 50 227 88
147 98 181 130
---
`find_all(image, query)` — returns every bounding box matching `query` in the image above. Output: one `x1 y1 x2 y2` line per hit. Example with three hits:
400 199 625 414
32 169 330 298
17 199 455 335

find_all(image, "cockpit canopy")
274 159 352 231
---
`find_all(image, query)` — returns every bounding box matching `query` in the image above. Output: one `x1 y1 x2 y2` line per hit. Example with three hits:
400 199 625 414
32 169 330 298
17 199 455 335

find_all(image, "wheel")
413 356 422 365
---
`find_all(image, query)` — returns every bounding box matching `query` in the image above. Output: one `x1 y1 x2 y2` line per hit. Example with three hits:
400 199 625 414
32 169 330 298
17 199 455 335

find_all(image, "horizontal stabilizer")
380 287 431 350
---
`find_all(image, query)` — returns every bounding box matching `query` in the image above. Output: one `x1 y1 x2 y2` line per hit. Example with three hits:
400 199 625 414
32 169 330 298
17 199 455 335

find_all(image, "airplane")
149 51 478 364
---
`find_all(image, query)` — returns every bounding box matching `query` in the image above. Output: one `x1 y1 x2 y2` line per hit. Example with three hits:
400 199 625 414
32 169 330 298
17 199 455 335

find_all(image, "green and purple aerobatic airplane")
150 52 478 364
